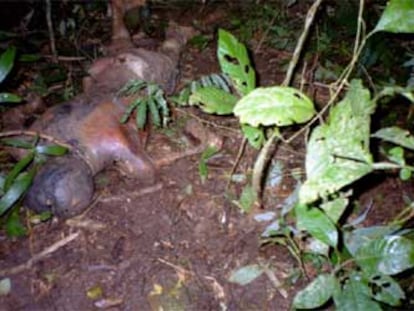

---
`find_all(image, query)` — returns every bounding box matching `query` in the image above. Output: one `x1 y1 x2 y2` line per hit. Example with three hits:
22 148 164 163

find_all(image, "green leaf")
4 152 34 192
35 144 68 156
6 208 27 237
118 79 147 96
368 274 405 306
374 0 414 34
228 264 264 285
399 167 412 180
241 124 265 149
120 99 140 123
154 89 169 127
333 273 382 311
19 53 41 62
0 46 16 83
136 100 148 129
217 29 255 95
295 203 338 247
300 80 374 204
238 184 257 213
0 92 21 103
189 86 238 115
356 235 414 275
0 137 34 149
234 86 315 127
293 274 335 309
320 196 349 224
387 146 405 165
0 170 34 216
148 97 161 127
198 145 219 184
372 127 414 151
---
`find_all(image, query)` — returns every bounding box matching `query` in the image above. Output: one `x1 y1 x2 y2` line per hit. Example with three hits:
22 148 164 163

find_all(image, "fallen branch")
0 231 80 276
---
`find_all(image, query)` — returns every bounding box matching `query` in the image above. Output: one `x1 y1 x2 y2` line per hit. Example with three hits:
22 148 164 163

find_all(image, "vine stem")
283 0 324 87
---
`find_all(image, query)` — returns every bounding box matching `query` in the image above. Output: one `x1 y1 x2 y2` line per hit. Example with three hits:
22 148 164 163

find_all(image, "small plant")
118 79 169 129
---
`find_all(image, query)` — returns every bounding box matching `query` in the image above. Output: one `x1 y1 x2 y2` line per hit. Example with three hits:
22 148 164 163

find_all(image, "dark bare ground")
1 3 414 311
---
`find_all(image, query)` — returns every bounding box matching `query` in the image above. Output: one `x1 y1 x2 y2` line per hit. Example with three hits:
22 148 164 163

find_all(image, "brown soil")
1 2 413 311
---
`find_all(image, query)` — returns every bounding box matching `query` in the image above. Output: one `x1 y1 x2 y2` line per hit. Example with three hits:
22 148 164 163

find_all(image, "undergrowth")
178 0 414 309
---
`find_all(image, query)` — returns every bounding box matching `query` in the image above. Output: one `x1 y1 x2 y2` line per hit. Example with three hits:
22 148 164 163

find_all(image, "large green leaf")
293 274 335 309
355 235 414 275
0 46 16 83
189 86 238 115
234 86 315 127
217 29 255 96
299 80 374 204
296 203 338 247
374 0 414 34
372 126 414 151
333 273 382 311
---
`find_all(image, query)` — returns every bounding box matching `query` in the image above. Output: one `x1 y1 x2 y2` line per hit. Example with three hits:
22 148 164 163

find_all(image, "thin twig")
45 0 57 63
43 55 86 62
0 232 80 276
0 130 72 150
226 137 247 190
283 0 324 87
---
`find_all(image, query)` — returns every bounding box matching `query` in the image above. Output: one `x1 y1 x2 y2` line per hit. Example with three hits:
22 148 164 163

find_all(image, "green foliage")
293 274 335 309
119 80 169 129
187 0 414 309
0 138 67 236
217 29 256 96
189 86 237 115
299 80 374 204
233 86 315 127
0 46 21 104
198 145 219 184
374 0 414 34
0 138 68 219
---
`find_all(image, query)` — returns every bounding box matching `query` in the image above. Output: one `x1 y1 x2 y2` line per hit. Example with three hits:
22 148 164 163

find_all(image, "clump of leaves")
119 79 169 129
